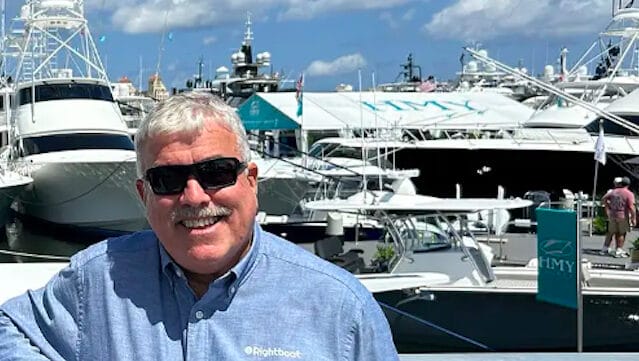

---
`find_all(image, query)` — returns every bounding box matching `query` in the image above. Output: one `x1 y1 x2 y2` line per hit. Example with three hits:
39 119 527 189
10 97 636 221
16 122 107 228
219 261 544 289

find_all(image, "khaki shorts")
609 218 630 235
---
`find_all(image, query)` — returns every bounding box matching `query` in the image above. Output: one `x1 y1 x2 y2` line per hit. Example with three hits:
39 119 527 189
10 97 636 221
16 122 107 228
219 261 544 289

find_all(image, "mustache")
171 205 232 223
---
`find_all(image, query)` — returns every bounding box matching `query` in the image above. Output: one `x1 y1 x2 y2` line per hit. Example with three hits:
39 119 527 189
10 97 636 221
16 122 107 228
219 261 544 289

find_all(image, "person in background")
600 177 622 255
602 176 636 258
0 93 399 360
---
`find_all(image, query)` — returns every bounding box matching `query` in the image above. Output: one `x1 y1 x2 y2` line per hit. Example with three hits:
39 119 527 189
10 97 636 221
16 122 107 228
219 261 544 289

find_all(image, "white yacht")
302 4 639 200
184 14 281 108
5 0 146 232
304 191 639 352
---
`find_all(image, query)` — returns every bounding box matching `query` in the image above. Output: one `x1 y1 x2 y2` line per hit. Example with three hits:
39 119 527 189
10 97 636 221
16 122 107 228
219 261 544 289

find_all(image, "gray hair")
135 92 251 178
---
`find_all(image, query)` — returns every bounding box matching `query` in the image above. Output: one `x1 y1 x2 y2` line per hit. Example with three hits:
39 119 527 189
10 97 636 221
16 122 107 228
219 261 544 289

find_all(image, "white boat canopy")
237 91 534 132
304 191 533 213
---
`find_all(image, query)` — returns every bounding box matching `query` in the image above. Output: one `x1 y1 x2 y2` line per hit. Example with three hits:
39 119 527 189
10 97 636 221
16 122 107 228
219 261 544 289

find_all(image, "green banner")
536 208 578 309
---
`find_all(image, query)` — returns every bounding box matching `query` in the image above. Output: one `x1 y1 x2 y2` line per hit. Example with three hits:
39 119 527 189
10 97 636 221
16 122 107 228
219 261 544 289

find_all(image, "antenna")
1 0 8 156
358 68 367 200
243 11 253 47
372 71 382 191
138 55 143 93
155 9 170 77
1 0 4 80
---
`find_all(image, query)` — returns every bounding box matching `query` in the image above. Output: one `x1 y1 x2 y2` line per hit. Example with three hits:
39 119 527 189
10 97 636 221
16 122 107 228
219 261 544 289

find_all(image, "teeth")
182 216 221 228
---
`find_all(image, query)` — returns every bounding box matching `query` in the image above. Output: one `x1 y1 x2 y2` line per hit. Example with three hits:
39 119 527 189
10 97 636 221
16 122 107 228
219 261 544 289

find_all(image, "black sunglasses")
145 157 247 195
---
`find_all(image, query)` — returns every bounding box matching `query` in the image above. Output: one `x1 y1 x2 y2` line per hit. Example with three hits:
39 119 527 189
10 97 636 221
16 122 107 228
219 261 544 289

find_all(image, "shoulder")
69 230 159 270
257 231 372 304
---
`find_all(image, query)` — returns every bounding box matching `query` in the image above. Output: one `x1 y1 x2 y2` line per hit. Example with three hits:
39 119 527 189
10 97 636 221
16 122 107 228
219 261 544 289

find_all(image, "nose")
180 177 211 206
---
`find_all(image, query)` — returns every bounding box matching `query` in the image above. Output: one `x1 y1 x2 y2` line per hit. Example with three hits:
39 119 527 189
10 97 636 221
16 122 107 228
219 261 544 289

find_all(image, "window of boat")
118 102 144 116
328 146 362 159
21 133 134 155
308 142 339 158
18 83 114 105
585 116 639 136
394 216 450 252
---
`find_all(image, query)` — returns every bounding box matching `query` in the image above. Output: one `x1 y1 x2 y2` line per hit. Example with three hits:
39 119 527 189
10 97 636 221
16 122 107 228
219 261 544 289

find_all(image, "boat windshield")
21 133 134 156
18 83 114 105
392 215 451 253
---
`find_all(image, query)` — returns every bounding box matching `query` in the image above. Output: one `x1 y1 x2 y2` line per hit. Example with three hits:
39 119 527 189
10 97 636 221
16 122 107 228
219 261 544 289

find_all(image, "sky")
4 0 618 91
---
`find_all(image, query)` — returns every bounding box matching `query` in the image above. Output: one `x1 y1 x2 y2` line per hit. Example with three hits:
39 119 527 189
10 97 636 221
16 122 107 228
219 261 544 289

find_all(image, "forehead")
143 122 239 167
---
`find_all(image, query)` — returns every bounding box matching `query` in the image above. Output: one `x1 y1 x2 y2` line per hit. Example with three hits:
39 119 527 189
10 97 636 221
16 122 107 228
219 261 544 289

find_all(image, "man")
602 176 636 258
0 93 398 360
600 177 623 256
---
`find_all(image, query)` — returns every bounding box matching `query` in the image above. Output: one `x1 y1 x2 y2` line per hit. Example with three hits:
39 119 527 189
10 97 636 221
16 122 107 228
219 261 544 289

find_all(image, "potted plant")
592 215 608 235
371 244 395 272
631 237 639 263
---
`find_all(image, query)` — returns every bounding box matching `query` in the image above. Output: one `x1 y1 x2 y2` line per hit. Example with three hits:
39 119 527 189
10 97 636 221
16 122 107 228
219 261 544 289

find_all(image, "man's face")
136 120 258 275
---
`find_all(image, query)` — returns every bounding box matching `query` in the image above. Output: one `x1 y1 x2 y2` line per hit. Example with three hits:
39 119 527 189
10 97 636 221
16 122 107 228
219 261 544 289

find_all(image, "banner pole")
577 192 584 353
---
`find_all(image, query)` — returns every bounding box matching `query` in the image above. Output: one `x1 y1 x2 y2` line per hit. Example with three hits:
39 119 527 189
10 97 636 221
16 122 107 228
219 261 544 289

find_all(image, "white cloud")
380 12 399 29
402 8 416 21
202 36 217 45
379 7 416 29
88 0 413 33
305 53 367 76
424 0 610 41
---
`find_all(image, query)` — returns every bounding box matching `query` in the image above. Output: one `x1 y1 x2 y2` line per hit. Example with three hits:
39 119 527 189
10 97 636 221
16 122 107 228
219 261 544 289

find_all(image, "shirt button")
230 286 236 294
195 311 204 319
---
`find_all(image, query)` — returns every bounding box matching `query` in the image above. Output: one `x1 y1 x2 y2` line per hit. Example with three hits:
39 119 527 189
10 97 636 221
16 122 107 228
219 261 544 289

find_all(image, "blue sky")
5 0 615 91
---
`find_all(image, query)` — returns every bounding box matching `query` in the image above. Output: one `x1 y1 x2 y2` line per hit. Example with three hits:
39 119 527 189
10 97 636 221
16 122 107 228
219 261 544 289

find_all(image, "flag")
594 126 606 165
295 73 304 117
98 35 107 43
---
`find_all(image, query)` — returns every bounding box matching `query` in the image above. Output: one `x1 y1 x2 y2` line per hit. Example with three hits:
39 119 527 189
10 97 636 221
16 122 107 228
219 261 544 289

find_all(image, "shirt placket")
184 275 235 360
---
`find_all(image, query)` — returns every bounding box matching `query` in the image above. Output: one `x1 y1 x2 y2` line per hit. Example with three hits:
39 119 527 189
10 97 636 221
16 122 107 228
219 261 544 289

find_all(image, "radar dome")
485 62 496 73
543 65 554 79
216 66 230 79
466 61 479 73
260 52 271 65
578 65 588 76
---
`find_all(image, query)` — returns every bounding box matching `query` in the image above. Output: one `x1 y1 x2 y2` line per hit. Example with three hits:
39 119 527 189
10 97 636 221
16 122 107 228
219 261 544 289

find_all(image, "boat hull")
375 288 639 352
0 179 32 227
257 177 312 216
393 147 634 200
16 155 147 232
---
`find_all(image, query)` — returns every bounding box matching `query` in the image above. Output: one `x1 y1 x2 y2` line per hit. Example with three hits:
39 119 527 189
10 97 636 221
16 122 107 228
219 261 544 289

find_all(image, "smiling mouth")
180 216 226 229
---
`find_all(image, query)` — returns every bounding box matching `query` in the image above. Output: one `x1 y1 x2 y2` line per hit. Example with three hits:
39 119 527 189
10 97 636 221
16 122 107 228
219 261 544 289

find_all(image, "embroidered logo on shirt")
244 345 302 358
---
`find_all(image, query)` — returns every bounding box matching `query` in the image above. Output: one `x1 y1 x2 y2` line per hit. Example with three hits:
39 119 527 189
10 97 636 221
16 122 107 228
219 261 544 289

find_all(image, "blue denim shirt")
0 223 398 360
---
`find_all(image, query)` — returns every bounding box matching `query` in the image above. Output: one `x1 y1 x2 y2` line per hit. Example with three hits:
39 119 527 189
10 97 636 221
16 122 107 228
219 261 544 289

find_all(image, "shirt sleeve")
0 265 82 361
346 293 399 361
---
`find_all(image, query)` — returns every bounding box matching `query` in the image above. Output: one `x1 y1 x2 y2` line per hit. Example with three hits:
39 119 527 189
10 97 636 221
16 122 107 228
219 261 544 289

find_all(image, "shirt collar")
158 221 262 287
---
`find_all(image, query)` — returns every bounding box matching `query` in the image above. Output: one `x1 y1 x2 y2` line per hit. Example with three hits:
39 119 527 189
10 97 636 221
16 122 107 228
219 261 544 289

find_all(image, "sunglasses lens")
145 158 244 195
198 158 240 189
147 166 189 195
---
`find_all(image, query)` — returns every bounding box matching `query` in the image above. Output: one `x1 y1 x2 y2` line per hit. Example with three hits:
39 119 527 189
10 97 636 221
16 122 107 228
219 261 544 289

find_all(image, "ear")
246 162 258 194
136 179 146 203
